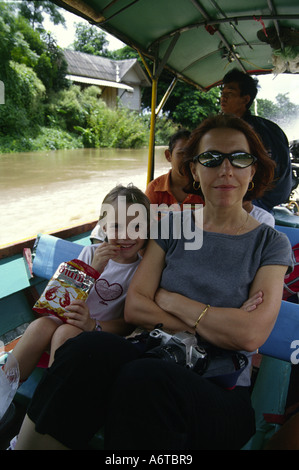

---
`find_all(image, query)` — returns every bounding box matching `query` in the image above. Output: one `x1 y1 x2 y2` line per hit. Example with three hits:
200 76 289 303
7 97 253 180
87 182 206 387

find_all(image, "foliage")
153 115 179 145
0 126 82 153
45 85 100 131
0 3 38 65
73 23 109 56
0 61 45 135
16 0 66 30
167 83 221 128
141 75 221 129
72 91 149 148
38 85 149 149
35 32 69 91
257 93 299 129
0 2 68 92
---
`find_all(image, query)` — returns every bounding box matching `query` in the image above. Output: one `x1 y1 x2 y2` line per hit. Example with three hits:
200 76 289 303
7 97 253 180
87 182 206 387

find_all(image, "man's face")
220 82 250 117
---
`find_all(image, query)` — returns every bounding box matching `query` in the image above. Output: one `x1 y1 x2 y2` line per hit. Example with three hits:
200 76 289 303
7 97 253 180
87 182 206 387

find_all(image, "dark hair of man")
181 114 275 202
222 68 259 109
168 129 191 153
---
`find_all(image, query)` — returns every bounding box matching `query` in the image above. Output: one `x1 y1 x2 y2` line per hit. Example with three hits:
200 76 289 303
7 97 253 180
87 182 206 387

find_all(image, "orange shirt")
145 171 204 212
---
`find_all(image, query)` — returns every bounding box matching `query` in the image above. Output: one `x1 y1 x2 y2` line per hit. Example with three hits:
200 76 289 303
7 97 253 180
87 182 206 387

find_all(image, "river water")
0 147 170 247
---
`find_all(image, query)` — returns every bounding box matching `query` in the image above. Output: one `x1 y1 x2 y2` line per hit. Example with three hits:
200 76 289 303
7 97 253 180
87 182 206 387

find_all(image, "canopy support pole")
156 77 177 116
147 76 158 185
139 34 180 185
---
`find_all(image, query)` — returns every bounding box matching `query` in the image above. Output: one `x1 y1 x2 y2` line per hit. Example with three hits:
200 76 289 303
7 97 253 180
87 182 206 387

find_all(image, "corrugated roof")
63 50 150 86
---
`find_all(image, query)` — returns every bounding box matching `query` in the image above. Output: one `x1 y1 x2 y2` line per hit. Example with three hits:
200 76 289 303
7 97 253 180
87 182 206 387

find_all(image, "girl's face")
103 203 147 263
190 128 256 208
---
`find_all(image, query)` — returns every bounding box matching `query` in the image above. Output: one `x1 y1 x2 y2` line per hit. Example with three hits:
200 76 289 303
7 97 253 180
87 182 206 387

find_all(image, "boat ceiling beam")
155 33 180 78
189 0 246 72
267 0 284 51
100 0 141 24
150 14 299 50
208 0 253 49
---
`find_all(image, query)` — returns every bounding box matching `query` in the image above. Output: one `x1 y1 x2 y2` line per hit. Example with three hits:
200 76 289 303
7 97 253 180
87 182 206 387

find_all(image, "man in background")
221 68 292 211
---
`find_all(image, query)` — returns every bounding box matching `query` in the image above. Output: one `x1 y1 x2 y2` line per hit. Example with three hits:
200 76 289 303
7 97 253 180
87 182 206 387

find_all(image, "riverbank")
0 112 177 154
0 127 83 154
0 83 178 154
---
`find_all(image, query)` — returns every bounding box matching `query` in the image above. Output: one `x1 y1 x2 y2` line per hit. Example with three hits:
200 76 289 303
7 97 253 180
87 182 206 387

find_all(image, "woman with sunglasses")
15 115 292 451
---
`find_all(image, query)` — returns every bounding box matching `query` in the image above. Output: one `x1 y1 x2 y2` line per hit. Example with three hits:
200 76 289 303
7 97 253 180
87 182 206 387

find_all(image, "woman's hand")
91 242 120 273
64 299 95 331
155 287 264 319
241 291 263 312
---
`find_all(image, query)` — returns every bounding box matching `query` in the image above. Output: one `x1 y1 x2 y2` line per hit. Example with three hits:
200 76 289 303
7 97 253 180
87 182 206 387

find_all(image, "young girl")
6 184 150 382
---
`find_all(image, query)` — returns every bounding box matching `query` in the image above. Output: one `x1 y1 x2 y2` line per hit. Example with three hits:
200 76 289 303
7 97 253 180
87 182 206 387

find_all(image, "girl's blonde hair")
99 184 151 243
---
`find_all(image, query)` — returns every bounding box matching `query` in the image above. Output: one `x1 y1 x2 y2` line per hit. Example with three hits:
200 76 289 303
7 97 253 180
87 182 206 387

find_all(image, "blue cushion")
260 300 299 362
32 234 84 280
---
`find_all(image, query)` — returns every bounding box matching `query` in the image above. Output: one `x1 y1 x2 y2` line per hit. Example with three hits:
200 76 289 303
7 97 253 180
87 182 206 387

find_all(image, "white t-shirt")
78 244 141 321
250 205 275 227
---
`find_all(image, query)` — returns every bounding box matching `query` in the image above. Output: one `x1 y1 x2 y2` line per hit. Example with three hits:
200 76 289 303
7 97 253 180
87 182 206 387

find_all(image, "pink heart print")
95 278 123 304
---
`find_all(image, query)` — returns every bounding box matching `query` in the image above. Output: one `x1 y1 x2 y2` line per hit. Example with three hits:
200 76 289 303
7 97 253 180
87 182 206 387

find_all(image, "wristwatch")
94 320 102 331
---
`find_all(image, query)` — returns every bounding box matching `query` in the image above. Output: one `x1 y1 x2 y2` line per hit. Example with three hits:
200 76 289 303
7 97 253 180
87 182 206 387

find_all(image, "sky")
43 9 125 51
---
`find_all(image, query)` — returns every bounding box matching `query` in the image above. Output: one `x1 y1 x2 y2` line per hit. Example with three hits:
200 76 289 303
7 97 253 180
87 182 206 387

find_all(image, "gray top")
154 211 293 385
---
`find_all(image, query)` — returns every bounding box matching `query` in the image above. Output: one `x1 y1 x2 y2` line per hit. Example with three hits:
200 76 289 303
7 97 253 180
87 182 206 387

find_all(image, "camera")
145 328 209 374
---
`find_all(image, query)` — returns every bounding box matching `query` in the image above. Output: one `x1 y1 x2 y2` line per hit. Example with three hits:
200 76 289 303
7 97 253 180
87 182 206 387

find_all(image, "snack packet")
33 259 100 321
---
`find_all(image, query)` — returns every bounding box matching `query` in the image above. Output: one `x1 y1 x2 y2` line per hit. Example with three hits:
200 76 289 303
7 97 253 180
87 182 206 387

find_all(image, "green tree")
36 31 69 92
0 61 45 135
256 97 278 120
0 2 37 67
0 2 68 93
162 81 220 129
73 23 109 56
257 93 299 128
17 0 65 30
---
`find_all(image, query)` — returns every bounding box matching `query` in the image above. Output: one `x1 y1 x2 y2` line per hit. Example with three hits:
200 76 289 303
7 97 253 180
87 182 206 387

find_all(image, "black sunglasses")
193 151 257 168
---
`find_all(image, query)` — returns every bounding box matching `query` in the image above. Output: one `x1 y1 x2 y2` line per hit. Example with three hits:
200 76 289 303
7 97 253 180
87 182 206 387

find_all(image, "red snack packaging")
33 259 100 322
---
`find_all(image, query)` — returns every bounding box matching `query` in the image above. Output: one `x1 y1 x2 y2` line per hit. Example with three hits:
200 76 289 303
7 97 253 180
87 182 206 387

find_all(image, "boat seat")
243 225 299 450
31 233 85 280
0 234 89 344
274 207 299 228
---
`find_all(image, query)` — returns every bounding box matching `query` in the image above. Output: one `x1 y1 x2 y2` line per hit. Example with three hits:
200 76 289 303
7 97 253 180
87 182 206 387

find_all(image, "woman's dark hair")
181 114 276 202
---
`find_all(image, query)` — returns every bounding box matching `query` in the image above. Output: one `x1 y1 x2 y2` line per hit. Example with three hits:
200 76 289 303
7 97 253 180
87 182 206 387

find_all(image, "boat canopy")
52 0 299 180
